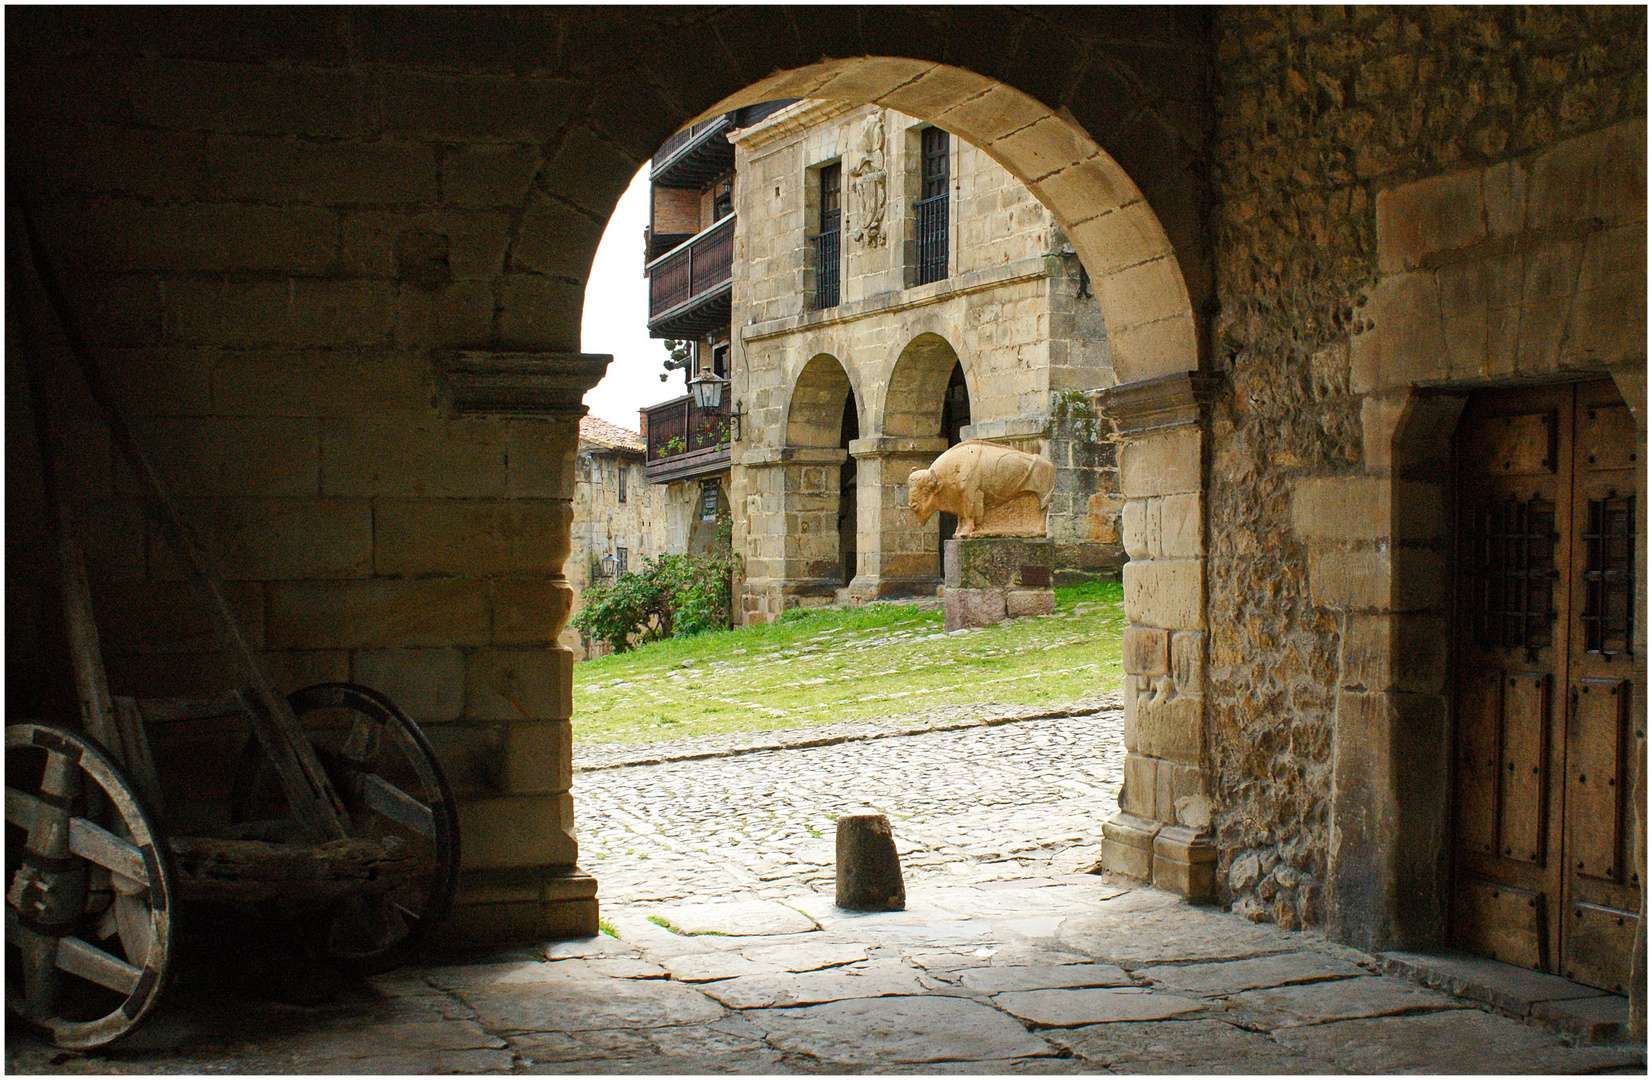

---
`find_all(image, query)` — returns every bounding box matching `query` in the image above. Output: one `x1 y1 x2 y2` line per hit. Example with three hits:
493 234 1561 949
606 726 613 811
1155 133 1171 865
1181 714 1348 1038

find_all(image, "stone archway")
740 354 862 618
7 10 1216 946
846 333 968 600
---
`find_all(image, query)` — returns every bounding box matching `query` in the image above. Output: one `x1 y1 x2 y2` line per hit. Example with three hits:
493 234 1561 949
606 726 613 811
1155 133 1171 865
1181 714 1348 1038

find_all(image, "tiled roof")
580 415 646 452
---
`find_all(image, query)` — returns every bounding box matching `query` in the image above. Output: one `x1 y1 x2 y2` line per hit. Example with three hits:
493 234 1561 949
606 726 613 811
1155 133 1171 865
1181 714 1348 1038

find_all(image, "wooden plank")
1498 671 1551 865
1455 877 1547 970
1569 679 1628 882
1577 402 1638 473
55 936 142 996
1454 667 1501 855
1468 410 1556 476
167 835 422 905
1563 901 1637 994
111 697 164 824
134 691 247 724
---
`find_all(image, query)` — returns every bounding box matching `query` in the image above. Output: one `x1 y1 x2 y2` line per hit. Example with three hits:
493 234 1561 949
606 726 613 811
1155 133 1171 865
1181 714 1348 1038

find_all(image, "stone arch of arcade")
846 332 974 601
8 9 1216 950
740 353 862 613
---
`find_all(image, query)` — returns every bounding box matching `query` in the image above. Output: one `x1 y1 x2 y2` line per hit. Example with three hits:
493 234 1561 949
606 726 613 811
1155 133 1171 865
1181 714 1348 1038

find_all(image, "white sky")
580 165 684 433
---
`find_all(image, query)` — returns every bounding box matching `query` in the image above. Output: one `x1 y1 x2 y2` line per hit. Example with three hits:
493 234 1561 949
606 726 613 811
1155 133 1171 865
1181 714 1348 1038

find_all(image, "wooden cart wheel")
231 683 460 975
5 723 174 1050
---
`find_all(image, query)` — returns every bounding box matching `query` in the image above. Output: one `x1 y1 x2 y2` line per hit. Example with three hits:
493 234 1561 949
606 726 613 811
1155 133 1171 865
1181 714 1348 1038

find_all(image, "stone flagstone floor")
7 707 1644 1074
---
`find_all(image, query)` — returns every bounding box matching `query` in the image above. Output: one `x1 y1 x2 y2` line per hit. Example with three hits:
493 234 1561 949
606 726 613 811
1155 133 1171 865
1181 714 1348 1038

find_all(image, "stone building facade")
563 416 649 659
728 100 1122 620
7 5 1645 1033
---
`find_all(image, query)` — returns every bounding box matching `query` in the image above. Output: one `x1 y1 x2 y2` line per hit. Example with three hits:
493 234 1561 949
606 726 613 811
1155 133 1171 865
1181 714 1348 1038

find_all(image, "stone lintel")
1152 825 1216 902
848 435 949 458
439 351 612 417
738 446 849 467
1089 371 1223 439
436 864 599 947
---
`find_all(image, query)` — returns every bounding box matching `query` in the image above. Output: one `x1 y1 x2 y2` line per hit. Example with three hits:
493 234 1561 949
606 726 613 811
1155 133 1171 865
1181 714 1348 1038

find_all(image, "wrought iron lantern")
688 370 728 409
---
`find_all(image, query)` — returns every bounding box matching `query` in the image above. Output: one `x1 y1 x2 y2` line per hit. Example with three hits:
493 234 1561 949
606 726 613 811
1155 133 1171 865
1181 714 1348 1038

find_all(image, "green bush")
574 549 737 652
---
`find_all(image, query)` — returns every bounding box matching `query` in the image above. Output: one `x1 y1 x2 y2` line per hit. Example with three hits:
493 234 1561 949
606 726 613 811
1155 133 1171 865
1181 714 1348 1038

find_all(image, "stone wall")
1206 5 1647 932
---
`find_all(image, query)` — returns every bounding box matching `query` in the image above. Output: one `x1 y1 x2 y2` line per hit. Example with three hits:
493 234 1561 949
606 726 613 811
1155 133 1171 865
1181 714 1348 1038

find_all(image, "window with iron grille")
701 482 720 522
914 126 950 286
1472 495 1557 650
615 547 628 574
618 463 628 504
813 164 841 310
1582 494 1635 657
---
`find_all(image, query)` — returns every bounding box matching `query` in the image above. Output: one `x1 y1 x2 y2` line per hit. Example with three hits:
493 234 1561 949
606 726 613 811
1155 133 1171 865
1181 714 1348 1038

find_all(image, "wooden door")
1452 379 1641 993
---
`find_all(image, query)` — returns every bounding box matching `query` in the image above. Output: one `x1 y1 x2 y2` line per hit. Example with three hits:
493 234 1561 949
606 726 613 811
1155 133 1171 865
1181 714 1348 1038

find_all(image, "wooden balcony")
642 393 732 484
645 214 734 340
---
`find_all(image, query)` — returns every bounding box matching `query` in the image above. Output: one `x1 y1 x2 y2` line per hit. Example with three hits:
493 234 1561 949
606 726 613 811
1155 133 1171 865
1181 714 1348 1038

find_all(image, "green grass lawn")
572 580 1126 745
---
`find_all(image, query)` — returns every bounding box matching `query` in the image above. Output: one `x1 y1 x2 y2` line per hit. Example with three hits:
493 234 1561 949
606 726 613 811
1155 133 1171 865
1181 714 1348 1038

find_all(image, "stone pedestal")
942 536 1055 631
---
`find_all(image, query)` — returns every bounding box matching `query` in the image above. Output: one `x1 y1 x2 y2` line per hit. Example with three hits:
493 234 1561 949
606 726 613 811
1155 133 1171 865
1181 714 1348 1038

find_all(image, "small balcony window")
813 163 842 310
914 127 950 286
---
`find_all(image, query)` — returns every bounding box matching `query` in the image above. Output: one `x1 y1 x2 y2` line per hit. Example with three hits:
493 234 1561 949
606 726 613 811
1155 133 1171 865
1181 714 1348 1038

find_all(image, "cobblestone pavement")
573 707 1127 905
8 708 1644 1075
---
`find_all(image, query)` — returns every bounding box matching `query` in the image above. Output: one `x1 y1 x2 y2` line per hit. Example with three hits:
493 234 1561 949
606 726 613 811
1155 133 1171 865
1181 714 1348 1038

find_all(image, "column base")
1097 811 1161 881
1152 824 1217 902
432 864 599 948
1097 813 1216 904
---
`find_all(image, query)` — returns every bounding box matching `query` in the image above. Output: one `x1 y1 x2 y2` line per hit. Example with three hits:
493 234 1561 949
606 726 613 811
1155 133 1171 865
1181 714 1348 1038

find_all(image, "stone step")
1379 949 1635 1046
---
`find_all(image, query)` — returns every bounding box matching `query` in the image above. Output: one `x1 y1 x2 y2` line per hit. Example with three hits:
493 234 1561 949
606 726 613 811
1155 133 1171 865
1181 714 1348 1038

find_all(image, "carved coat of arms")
848 111 888 247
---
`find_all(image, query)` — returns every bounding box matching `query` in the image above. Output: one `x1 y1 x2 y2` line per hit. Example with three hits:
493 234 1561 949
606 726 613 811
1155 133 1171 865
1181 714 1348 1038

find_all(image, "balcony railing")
646 214 735 335
652 115 734 179
914 193 949 286
642 393 732 483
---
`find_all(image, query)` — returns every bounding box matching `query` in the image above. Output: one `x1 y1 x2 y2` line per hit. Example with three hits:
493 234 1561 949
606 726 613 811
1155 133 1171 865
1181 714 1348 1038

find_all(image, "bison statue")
908 440 1056 538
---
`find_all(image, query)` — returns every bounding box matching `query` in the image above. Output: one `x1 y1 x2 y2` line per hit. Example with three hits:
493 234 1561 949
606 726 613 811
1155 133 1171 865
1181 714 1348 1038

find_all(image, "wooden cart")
6 208 462 1049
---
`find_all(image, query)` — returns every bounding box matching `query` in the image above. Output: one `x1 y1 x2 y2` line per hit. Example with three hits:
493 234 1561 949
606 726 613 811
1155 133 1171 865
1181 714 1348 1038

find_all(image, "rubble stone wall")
1207 5 1647 933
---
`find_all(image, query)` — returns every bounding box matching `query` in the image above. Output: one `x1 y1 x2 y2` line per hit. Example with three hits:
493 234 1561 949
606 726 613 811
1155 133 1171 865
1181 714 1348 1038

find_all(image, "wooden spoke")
56 937 142 996
361 774 436 837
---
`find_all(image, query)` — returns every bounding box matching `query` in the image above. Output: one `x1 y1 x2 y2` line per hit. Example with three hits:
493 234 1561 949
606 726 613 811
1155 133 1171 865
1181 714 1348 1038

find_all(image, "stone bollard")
835 813 906 911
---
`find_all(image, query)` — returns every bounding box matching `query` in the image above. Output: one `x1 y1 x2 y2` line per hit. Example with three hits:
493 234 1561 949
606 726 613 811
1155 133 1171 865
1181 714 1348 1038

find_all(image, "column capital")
1089 371 1224 438
438 351 611 417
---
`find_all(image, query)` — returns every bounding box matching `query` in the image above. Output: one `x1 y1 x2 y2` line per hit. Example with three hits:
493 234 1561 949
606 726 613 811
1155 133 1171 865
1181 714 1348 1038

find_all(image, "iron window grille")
618 463 628 503
1472 495 1558 651
615 547 628 574
813 163 842 310
914 126 950 286
1582 494 1635 657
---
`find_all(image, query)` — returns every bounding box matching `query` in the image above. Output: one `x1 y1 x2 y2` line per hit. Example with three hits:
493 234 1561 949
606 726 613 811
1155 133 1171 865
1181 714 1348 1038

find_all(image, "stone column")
427 351 610 945
738 446 847 619
845 436 949 602
1089 373 1219 901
